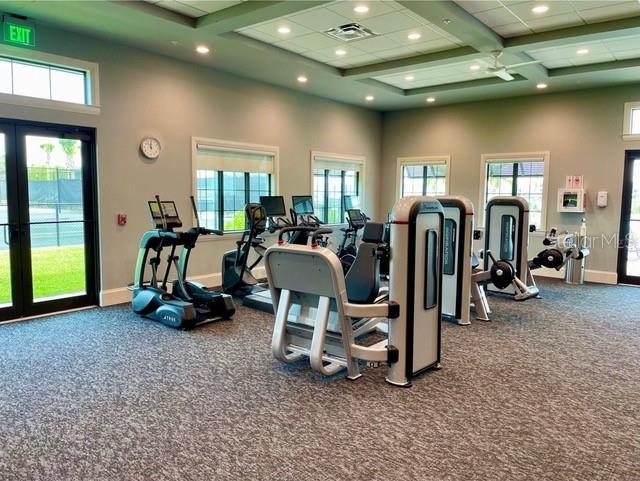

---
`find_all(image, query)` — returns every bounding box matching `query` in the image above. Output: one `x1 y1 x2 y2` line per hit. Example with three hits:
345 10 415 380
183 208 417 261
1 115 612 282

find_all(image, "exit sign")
3 21 35 47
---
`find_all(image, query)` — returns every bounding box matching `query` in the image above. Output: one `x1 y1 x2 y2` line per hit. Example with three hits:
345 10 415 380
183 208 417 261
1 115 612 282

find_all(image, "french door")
618 150 640 285
0 119 98 322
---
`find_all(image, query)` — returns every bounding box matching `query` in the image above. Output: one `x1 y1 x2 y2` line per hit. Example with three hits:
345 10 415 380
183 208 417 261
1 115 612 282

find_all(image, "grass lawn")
0 245 86 304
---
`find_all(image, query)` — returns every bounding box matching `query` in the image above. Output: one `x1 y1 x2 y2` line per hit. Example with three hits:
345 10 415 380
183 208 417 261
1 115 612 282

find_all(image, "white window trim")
478 151 550 232
395 155 450 200
310 150 366 226
623 101 640 141
191 136 280 240
0 44 100 115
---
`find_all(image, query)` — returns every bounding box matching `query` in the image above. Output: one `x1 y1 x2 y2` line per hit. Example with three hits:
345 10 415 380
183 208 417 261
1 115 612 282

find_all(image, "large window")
193 138 277 232
481 153 549 230
312 153 364 224
0 47 98 112
397 156 449 198
623 101 640 141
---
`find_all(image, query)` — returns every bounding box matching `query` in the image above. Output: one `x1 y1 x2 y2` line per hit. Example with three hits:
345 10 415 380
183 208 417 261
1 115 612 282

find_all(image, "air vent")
325 23 376 42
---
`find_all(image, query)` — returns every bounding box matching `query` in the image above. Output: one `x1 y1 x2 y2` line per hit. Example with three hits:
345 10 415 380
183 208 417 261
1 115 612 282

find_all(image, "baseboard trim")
99 267 267 307
534 267 617 285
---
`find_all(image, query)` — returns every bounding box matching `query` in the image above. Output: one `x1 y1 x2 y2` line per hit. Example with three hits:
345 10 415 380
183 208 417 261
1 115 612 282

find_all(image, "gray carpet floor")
0 279 638 481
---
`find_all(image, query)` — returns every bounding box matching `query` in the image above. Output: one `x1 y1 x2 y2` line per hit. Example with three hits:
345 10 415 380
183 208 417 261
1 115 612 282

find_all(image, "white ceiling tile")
326 0 397 22
350 35 401 52
455 0 504 13
408 38 459 54
474 7 521 26
542 59 573 68
312 44 367 59
240 29 279 44
506 0 577 22
570 52 616 65
570 1 629 10
285 32 343 51
492 22 534 37
328 53 380 67
272 39 309 54
287 7 352 31
385 26 447 45
301 50 335 63
358 11 423 34
253 19 314 40
178 0 241 14
578 1 640 22
375 46 416 59
603 34 640 52
527 12 585 31
156 0 207 17
613 50 640 60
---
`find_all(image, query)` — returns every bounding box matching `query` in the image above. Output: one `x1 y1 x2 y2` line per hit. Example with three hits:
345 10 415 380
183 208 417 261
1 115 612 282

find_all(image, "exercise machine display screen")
292 195 314 214
260 196 286 217
148 200 181 229
344 195 359 210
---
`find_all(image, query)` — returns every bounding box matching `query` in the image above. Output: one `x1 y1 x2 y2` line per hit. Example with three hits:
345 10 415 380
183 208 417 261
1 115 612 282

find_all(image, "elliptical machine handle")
277 226 317 242
201 228 223 236
311 228 333 246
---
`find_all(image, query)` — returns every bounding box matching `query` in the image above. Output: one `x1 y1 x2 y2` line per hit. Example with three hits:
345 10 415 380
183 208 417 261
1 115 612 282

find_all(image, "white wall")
0 24 383 303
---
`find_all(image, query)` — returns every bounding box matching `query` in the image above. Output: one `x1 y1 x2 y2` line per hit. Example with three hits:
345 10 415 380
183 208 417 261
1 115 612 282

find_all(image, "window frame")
310 150 365 226
623 101 640 141
191 137 279 238
0 44 100 115
479 151 550 231
395 155 450 199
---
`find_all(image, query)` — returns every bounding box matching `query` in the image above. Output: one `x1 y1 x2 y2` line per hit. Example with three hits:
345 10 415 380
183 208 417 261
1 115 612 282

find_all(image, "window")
193 138 277 232
397 156 449 198
311 152 364 224
0 46 99 113
623 101 640 141
480 152 549 230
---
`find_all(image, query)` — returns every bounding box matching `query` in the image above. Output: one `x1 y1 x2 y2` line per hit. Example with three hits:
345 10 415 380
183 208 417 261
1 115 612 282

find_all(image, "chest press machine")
265 196 444 387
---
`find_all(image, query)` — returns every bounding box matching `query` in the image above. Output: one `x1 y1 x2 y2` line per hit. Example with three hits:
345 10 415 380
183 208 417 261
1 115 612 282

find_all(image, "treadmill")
242 195 289 314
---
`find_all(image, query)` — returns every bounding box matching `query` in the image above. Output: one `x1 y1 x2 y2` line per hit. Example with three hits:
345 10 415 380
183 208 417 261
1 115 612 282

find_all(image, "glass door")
0 123 21 321
15 125 98 316
0 119 97 322
618 150 640 285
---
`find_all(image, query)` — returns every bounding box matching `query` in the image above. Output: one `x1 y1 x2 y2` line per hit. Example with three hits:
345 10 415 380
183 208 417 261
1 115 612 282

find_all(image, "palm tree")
58 139 78 170
40 143 55 166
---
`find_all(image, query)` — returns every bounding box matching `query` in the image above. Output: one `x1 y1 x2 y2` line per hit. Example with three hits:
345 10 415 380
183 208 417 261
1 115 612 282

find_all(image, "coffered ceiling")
2 0 640 111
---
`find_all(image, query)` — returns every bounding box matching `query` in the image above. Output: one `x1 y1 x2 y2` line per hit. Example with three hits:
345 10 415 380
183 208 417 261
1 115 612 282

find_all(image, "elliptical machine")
132 195 235 329
221 203 268 297
336 208 368 274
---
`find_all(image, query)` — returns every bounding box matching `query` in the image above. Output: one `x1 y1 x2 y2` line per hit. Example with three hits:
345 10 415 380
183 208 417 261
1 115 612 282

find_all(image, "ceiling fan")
482 50 543 81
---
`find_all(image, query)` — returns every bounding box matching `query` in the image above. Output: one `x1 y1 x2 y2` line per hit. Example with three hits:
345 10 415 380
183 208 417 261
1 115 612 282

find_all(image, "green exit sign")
3 21 35 47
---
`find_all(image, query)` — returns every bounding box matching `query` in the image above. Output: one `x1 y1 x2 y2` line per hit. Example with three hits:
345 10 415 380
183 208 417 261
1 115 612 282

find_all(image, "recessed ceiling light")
577 48 590 55
470 64 481 71
297 75 308 83
408 32 422 40
278 26 291 34
426 97 436 103
536 82 548 89
405 75 415 81
195 45 210 54
365 95 374 101
354 5 369 13
335 48 347 56
531 5 549 14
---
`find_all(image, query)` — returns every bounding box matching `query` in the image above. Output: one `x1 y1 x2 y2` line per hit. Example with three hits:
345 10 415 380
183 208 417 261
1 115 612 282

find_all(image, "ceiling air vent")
325 23 376 42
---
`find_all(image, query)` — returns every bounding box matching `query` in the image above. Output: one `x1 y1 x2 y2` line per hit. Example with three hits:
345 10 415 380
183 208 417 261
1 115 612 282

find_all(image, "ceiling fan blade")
504 60 543 69
491 68 515 81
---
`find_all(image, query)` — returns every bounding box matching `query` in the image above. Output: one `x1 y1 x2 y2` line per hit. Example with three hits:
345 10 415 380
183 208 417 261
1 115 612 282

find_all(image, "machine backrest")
264 245 348 310
345 221 384 304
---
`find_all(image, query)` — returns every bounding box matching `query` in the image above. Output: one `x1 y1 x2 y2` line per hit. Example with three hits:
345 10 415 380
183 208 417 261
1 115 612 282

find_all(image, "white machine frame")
265 196 444 387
